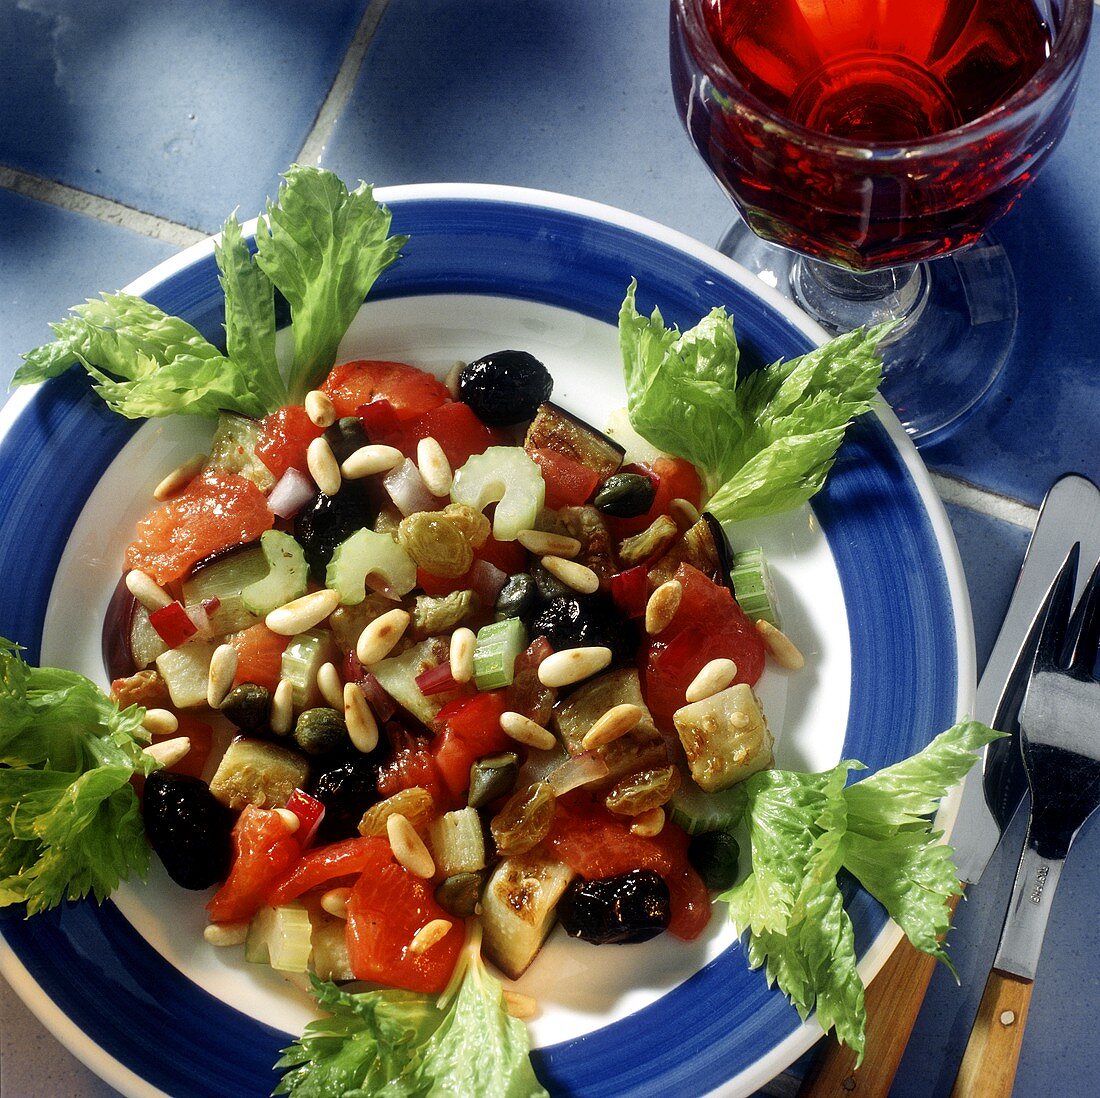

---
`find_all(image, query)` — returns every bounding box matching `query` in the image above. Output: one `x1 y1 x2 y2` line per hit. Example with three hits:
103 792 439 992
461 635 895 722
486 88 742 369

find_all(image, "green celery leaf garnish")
254 165 408 403
0 639 159 915
275 926 547 1098
619 281 885 522
722 719 1002 1061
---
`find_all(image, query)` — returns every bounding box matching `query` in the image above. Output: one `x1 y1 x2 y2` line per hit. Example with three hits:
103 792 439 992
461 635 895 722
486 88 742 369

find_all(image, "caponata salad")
1 167 998 1096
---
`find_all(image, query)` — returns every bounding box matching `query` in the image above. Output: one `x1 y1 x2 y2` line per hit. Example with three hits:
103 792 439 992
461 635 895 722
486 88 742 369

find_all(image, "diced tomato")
404 402 511 467
166 713 214 780
432 691 510 798
229 623 291 693
255 405 325 479
477 535 527 576
125 470 274 586
377 730 449 806
606 457 703 538
528 448 600 509
345 841 464 993
207 806 302 923
267 836 380 905
357 397 404 445
322 360 451 422
546 795 710 940
609 565 649 620
643 563 765 728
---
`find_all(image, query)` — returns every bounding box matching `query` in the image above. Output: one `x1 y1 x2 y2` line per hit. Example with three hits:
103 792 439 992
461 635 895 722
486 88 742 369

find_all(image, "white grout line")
0 164 205 248
931 470 1038 529
295 0 391 167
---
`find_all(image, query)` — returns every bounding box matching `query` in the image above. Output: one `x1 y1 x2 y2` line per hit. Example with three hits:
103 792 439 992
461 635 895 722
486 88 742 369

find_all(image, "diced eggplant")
647 514 735 592
480 854 575 979
369 636 465 728
309 919 354 982
618 515 679 569
208 737 310 811
155 639 220 709
552 667 668 785
552 506 619 588
429 807 487 876
182 544 268 636
673 682 774 792
524 403 625 479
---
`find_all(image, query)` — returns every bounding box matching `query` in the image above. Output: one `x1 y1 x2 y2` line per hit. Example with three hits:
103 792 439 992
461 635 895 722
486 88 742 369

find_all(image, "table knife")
797 473 1100 1098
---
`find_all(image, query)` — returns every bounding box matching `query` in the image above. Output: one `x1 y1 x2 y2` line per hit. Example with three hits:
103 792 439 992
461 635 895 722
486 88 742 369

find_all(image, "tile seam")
930 470 1038 528
296 0 392 167
0 164 204 248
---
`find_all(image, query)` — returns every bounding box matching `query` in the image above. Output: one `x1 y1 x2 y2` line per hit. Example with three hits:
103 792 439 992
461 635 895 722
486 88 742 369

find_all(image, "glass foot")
717 221 1017 442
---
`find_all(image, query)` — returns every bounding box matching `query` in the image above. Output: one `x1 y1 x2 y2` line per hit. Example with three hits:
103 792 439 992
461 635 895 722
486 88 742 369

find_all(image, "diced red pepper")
606 457 703 538
285 788 326 849
255 404 325 479
357 397 404 444
149 600 198 648
431 691 511 799
610 565 649 619
377 729 449 806
266 835 381 905
207 806 302 923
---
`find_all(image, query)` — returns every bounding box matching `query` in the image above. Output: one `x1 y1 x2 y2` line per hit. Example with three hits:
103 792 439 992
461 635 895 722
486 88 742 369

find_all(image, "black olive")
458 350 553 426
220 683 272 732
594 473 657 518
530 594 638 665
324 417 370 463
142 772 233 890
294 480 373 582
558 870 671 944
688 830 741 891
309 756 380 843
495 573 539 621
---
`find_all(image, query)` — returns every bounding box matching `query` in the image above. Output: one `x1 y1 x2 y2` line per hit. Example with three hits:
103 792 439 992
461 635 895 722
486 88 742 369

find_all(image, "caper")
435 871 486 918
495 573 539 621
594 472 657 518
469 752 520 809
531 561 571 602
220 683 272 732
293 707 349 756
490 781 556 856
688 830 741 891
604 765 681 816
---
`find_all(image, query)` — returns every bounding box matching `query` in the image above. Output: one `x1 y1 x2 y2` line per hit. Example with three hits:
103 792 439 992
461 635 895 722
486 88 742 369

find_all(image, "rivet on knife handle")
950 970 1033 1098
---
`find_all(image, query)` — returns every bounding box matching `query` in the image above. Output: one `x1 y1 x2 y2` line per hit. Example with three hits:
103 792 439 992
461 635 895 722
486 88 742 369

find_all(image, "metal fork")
953 544 1100 1097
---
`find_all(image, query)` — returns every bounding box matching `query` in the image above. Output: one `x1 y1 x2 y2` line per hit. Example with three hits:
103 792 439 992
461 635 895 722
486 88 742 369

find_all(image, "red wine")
703 0 1050 143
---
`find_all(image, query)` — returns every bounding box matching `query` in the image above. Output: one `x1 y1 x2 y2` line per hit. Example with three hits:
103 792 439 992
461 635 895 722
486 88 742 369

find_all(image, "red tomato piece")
376 730 449 806
528 448 600 509
125 470 275 586
405 402 511 467
643 563 765 729
255 405 325 479
166 713 214 780
357 398 404 445
229 623 291 693
606 457 704 538
207 806 302 923
322 360 451 422
345 845 464 993
431 691 511 798
267 836 381 905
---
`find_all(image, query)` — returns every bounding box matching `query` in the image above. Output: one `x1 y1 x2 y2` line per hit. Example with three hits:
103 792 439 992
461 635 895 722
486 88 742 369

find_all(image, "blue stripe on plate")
0 195 957 1097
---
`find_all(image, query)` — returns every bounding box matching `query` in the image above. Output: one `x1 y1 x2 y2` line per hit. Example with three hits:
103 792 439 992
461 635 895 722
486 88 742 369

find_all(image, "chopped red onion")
267 467 315 519
547 752 610 796
469 558 508 605
383 458 440 516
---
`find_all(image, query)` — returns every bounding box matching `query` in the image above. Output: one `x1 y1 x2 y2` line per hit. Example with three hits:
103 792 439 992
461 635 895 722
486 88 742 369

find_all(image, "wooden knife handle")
797 893 961 1098
950 969 1033 1098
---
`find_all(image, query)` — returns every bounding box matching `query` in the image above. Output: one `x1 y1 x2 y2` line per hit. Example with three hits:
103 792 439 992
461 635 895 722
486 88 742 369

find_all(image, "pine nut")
275 808 301 833
645 579 682 635
307 436 342 497
341 444 405 479
500 711 557 751
304 389 336 428
141 708 179 736
271 678 295 735
408 918 453 955
630 806 665 837
541 555 599 595
266 588 341 635
344 682 379 753
503 990 539 1020
537 646 612 688
143 736 191 767
203 921 249 947
387 813 435 878
444 360 464 398
356 608 411 666
126 569 172 611
670 497 701 529
153 454 205 501
321 887 351 919
450 627 476 684
317 661 344 709
207 644 238 708
685 658 738 703
517 529 582 558
416 436 453 497
756 619 805 670
581 703 643 750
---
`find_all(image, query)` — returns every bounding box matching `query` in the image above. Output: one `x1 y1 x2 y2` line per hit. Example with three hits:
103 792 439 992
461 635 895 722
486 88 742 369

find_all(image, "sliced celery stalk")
450 446 545 542
240 530 308 615
430 807 487 876
326 527 416 604
668 774 748 835
729 547 780 627
280 628 338 709
472 618 527 690
245 903 313 972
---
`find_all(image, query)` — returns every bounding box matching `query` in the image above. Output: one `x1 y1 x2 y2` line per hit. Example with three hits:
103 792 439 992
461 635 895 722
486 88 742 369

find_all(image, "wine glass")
670 0 1093 439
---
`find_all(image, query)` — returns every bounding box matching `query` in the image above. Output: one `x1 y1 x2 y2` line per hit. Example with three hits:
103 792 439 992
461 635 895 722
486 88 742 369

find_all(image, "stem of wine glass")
789 256 930 339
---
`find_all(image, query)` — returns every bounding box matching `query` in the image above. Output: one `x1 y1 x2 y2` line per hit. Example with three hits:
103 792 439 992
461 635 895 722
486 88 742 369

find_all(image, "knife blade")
797 472 1100 1098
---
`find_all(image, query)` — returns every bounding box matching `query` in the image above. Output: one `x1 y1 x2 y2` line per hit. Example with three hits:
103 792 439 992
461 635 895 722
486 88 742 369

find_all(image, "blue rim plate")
0 184 974 1098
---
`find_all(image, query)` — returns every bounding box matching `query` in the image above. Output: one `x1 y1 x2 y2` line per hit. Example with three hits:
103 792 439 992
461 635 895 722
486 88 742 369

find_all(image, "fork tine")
1031 543 1080 673
1066 559 1100 675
